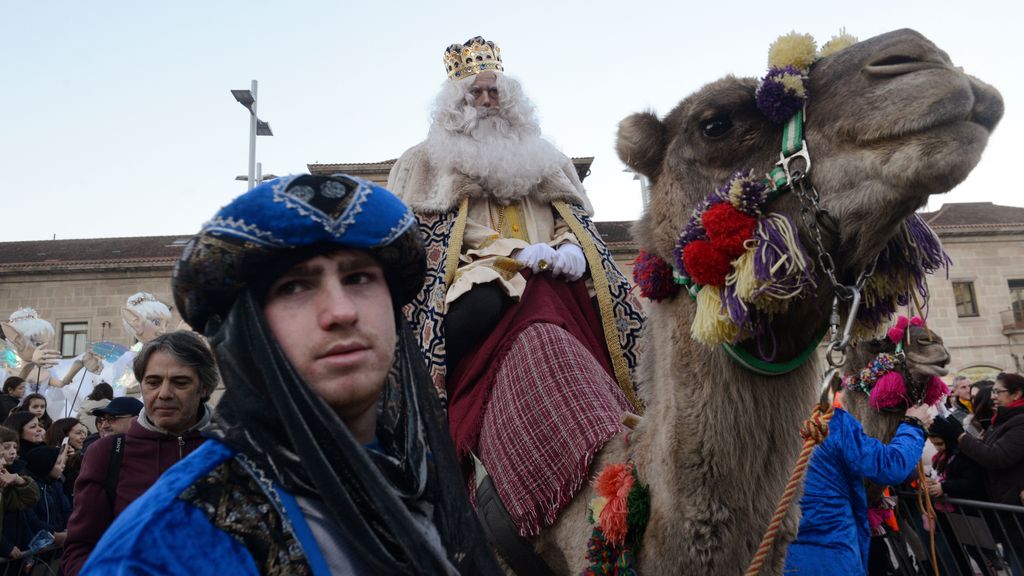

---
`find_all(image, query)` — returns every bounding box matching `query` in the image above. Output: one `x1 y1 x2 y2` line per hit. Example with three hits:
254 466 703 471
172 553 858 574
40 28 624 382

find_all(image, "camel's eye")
700 116 733 139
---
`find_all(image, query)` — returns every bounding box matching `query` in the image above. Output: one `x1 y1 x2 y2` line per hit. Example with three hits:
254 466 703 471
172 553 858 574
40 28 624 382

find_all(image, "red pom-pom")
702 203 757 258
923 376 950 406
910 317 924 327
683 240 732 286
632 251 678 302
886 326 905 344
870 372 908 410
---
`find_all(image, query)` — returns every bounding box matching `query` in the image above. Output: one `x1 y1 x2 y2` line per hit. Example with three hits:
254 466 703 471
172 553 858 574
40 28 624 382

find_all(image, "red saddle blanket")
477 322 630 535
445 271 631 536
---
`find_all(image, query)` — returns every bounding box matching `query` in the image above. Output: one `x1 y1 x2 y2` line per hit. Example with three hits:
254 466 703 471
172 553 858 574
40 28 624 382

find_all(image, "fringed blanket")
475 322 629 536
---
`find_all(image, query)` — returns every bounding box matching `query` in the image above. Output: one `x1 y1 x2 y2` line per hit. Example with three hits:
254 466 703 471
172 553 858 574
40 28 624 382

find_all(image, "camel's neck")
628 298 825 572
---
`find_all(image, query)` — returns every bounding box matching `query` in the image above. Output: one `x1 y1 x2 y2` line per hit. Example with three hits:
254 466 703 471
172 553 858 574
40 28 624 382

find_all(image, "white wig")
425 74 565 200
122 292 172 336
7 307 54 347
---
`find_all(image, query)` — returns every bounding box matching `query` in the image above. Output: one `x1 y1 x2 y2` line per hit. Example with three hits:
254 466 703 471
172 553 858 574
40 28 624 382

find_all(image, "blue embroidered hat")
172 174 425 335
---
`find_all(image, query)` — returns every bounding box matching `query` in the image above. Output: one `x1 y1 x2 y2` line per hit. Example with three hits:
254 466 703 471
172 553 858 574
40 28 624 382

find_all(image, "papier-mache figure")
104 292 174 392
1 308 102 420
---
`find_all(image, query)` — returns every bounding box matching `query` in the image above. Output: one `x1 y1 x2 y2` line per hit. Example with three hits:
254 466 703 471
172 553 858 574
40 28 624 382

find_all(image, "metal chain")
790 177 882 367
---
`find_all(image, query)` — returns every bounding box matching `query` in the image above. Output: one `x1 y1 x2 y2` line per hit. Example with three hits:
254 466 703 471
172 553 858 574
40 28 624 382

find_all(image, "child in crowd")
0 426 41 565
23 446 71 544
15 394 52 430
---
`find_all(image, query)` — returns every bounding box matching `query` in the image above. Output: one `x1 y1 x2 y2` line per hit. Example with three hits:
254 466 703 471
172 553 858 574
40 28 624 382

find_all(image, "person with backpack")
61 331 215 576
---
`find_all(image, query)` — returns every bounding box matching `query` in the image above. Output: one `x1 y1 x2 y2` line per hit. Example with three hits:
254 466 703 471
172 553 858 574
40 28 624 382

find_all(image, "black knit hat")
24 446 60 478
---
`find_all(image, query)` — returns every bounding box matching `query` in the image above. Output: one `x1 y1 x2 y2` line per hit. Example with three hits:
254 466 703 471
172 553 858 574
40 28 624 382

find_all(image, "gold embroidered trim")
444 197 470 286
553 201 642 414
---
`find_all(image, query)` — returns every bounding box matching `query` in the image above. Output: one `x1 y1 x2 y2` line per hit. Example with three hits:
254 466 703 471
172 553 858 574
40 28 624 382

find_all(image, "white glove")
552 243 586 281
514 243 558 273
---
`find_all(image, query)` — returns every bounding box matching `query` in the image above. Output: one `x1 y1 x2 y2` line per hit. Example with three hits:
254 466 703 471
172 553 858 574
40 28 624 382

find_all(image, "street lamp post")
231 80 274 190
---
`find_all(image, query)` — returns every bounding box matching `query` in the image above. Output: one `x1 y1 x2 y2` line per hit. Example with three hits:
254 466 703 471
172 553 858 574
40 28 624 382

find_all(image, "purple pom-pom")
756 66 807 124
633 250 678 302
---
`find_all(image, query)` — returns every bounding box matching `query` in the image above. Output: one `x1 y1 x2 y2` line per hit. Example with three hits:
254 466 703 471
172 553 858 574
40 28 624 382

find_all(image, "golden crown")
443 36 503 80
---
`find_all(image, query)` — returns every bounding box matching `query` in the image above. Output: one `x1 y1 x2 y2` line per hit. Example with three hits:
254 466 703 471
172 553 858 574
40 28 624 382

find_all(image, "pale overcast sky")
1 0 1019 242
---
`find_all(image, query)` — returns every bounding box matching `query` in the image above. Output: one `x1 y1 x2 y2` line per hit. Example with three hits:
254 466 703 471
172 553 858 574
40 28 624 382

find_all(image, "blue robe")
784 408 924 575
81 440 333 575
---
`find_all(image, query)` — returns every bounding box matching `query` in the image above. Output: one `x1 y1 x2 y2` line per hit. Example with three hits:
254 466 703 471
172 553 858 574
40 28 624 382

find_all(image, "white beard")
425 108 566 202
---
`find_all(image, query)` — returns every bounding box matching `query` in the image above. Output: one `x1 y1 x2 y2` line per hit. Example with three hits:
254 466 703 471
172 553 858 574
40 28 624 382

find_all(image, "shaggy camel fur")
529 29 1002 575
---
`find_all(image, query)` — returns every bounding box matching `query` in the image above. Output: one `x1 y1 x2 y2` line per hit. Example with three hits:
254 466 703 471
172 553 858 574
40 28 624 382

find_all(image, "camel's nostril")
871 55 917 67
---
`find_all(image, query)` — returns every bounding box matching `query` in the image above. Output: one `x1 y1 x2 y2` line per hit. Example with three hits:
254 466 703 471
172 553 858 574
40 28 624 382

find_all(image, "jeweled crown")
443 36 503 80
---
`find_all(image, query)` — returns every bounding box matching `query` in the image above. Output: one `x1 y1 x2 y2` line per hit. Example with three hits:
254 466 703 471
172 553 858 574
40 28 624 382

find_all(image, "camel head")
841 319 950 505
619 29 1002 355
841 319 950 443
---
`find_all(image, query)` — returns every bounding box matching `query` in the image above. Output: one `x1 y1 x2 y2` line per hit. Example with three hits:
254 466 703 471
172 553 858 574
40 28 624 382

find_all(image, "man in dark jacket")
61 331 215 576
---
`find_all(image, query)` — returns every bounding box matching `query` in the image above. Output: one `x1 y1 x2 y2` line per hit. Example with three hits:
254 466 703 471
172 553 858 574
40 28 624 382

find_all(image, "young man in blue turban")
80 174 499 575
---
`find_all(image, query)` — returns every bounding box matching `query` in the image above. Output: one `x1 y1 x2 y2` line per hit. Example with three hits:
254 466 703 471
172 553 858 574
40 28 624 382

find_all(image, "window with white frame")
60 322 88 358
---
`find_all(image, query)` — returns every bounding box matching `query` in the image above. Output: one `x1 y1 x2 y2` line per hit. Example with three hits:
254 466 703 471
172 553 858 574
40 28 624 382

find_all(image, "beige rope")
744 403 834 575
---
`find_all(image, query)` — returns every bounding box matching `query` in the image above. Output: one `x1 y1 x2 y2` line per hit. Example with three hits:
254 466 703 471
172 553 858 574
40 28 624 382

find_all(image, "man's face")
97 413 134 437
141 350 204 434
956 379 972 401
263 250 396 441
469 71 499 110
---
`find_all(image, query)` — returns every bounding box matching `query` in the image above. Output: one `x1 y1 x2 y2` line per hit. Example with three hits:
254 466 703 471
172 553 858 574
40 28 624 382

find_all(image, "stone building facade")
0 236 186 357
918 203 1024 380
1 155 1019 386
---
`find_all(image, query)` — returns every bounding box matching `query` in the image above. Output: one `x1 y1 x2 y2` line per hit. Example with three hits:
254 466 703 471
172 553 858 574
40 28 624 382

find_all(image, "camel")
527 29 1002 574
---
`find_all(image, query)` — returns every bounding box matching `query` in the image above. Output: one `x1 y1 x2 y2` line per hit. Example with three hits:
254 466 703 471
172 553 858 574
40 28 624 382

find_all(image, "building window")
953 282 979 317
60 322 88 358
1011 279 1024 323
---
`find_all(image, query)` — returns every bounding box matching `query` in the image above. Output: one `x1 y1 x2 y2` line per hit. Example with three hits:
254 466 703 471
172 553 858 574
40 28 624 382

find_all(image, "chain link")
791 178 881 356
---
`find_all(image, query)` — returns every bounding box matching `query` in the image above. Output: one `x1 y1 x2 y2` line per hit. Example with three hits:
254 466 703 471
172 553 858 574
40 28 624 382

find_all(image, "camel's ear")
616 112 668 179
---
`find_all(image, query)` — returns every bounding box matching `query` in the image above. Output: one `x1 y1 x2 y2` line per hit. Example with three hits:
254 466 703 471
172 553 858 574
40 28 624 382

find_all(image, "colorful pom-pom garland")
842 316 950 410
583 462 651 576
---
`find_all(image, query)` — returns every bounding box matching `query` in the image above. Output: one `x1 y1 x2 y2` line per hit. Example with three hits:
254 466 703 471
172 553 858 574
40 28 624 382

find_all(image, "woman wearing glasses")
958 373 1024 505
955 372 1024 573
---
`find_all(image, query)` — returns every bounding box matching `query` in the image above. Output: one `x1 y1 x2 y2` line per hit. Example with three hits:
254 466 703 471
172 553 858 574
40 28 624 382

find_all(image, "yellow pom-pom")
590 496 608 521
768 32 817 71
780 74 806 97
692 287 738 345
729 250 758 301
819 30 858 58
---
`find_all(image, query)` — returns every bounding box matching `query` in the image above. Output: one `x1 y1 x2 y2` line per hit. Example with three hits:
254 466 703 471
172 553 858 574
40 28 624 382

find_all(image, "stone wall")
0 267 178 352
921 231 1024 377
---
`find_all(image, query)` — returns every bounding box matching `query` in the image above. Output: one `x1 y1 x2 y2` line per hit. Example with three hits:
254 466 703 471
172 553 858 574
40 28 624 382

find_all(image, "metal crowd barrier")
881 491 1024 575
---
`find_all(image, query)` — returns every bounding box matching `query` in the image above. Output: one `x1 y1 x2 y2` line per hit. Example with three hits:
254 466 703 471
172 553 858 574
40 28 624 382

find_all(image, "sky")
1 0 1020 242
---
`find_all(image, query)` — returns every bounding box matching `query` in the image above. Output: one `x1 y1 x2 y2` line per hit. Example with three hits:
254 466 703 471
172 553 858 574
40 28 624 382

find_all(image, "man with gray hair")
388 36 644 555
63 330 215 575
949 374 974 423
